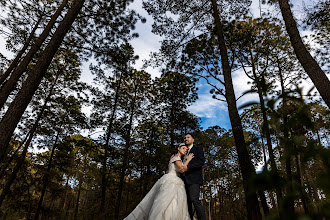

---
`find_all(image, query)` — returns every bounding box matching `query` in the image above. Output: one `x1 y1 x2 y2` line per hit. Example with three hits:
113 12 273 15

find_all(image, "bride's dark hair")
172 143 186 155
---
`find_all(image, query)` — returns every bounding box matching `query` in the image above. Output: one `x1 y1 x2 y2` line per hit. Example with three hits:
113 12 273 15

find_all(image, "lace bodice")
168 155 182 176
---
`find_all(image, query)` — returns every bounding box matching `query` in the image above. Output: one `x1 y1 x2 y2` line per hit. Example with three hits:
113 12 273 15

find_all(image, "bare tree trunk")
73 180 82 220
0 78 57 206
100 72 124 214
249 49 281 215
277 59 295 216
0 15 43 87
0 69 59 175
208 171 213 220
61 177 70 210
278 0 330 108
115 82 138 220
34 132 60 220
261 138 267 170
0 138 25 178
26 182 33 220
258 190 270 215
268 191 277 209
169 100 175 149
210 0 262 219
0 0 68 109
126 177 130 211
0 0 85 162
316 130 322 146
295 153 313 215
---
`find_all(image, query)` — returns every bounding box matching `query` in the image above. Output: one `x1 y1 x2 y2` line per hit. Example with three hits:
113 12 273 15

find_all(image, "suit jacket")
181 145 205 185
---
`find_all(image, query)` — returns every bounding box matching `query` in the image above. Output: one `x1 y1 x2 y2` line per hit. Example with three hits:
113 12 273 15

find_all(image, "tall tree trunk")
126 177 130 211
277 58 295 216
208 170 213 220
169 99 175 149
73 179 82 220
139 162 144 199
210 0 262 219
26 182 33 220
261 138 267 170
0 0 68 109
0 79 57 206
268 191 277 209
294 152 312 215
34 132 60 220
258 190 270 215
316 130 322 146
249 50 282 214
0 14 43 87
0 71 59 176
0 0 85 162
0 141 24 178
100 72 124 214
217 168 222 219
61 177 70 210
278 0 330 108
115 82 138 220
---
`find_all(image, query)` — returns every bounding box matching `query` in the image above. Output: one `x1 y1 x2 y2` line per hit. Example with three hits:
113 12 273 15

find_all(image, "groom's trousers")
185 184 206 220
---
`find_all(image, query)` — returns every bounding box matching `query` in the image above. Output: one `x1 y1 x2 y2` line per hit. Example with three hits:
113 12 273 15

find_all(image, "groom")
180 133 206 220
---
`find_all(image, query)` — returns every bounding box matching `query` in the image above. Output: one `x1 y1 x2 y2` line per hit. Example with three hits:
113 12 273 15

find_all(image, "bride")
124 143 194 220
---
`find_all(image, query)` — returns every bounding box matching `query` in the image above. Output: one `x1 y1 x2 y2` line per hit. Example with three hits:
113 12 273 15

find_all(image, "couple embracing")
124 133 206 220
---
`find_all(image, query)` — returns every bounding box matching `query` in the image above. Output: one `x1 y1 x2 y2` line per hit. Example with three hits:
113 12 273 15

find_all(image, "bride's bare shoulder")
169 155 181 163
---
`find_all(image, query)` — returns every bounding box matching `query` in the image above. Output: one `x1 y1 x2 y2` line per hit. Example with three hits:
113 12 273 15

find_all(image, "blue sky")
125 0 320 131
125 0 261 130
0 0 322 168
0 0 321 132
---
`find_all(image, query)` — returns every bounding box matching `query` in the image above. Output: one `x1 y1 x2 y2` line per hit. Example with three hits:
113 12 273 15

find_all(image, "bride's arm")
174 154 194 172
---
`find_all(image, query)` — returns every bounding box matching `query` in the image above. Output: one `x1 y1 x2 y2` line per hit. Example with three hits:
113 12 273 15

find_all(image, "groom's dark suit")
181 145 206 220
183 145 205 185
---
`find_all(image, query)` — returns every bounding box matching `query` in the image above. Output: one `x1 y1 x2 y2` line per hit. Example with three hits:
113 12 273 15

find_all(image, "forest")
0 0 329 219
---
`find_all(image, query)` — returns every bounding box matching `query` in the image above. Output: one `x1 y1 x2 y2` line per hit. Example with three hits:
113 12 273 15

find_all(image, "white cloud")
130 34 162 78
188 94 227 118
232 69 259 108
129 0 163 79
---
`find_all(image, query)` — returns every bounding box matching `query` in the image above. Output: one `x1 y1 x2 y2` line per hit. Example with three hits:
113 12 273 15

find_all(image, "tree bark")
268 191 277 209
249 49 282 214
34 132 60 220
278 58 295 216
258 190 270 215
100 72 124 213
61 177 70 210
278 0 330 108
0 0 68 109
261 138 268 170
0 15 43 87
210 0 262 219
0 71 59 175
0 79 57 206
115 81 138 220
0 141 24 178
0 0 85 162
73 179 82 220
294 153 311 215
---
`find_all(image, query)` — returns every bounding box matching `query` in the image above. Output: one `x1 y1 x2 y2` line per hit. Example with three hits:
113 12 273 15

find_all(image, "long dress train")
123 155 190 220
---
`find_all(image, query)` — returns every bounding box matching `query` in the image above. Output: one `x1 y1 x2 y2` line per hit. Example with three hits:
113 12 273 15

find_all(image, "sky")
0 0 322 132
122 0 319 131
0 0 324 171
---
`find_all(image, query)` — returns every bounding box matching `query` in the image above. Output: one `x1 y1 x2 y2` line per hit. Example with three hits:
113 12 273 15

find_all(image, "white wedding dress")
123 155 190 220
